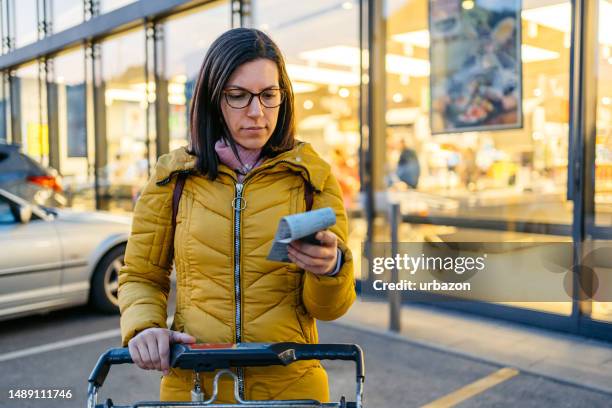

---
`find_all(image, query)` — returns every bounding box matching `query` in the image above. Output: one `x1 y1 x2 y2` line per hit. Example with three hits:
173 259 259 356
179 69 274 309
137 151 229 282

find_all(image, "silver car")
0 188 130 320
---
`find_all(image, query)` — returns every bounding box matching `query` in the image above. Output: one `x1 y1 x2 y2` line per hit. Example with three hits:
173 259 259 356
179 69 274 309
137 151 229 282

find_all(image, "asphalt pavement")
0 303 610 407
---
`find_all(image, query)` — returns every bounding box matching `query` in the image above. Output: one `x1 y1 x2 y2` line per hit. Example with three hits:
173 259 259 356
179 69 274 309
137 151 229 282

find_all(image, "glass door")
583 0 612 326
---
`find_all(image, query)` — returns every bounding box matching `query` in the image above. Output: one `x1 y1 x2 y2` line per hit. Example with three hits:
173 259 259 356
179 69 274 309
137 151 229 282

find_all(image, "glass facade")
254 0 361 211
51 0 84 33
381 0 575 316
0 0 608 340
13 61 49 166
97 28 147 212
0 72 9 143
13 0 40 49
593 0 612 323
158 1 231 151
99 0 137 14
48 47 93 210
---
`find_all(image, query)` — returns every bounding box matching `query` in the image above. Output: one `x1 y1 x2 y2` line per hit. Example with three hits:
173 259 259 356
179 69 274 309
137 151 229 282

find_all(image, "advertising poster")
429 0 523 133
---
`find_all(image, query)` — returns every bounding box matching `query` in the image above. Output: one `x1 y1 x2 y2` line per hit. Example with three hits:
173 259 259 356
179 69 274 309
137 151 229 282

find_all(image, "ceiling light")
462 1 474 11
291 82 318 93
521 45 560 63
522 2 612 45
342 1 353 10
392 29 430 48
527 21 538 39
303 99 314 110
286 64 359 86
299 46 430 77
339 88 350 98
392 93 403 103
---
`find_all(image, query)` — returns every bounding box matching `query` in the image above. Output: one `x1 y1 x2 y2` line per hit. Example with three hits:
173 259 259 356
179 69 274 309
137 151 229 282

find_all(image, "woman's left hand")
288 230 338 276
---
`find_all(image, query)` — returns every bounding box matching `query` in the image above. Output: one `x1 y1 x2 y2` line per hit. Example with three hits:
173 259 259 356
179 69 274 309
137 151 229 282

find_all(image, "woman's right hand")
127 328 196 375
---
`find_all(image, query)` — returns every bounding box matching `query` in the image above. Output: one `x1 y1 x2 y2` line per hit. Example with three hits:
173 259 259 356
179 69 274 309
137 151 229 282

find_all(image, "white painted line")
0 317 173 363
0 328 120 363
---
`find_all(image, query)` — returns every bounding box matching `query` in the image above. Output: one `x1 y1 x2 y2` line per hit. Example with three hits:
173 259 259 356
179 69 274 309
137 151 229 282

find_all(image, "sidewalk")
336 299 612 395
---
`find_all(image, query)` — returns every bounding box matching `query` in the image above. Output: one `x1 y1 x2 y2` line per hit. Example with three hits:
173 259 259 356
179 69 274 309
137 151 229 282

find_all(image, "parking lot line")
0 328 120 363
420 367 520 408
0 317 174 363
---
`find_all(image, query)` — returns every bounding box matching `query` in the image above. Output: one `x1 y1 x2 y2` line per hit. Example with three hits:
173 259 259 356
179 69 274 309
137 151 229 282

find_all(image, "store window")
382 0 574 316
13 0 40 48
592 0 612 322
48 47 94 210
51 0 84 34
158 1 230 152
98 28 148 212
14 61 48 166
596 0 612 229
386 0 572 224
253 0 361 210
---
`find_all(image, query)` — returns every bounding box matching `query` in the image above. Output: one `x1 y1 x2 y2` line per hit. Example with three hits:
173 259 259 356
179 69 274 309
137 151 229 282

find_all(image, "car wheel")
90 245 125 313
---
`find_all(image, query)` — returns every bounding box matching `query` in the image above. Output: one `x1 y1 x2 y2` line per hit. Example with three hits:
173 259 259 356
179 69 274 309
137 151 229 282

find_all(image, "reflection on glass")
591 1 612 322
99 29 148 212
99 0 136 14
51 0 84 33
381 0 575 317
581 240 612 322
386 0 573 225
254 0 361 210
15 62 48 165
0 72 8 143
49 48 94 210
160 1 230 151
14 0 39 48
595 0 612 227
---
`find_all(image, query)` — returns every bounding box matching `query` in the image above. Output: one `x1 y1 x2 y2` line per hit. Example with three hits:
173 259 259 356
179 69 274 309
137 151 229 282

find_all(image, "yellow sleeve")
118 165 174 346
302 172 356 321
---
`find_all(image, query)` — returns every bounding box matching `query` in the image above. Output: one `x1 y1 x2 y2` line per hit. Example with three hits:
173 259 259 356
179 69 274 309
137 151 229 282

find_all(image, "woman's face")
221 58 281 150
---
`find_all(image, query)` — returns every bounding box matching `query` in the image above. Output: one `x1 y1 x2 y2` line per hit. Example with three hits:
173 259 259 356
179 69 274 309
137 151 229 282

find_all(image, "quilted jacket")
118 141 356 403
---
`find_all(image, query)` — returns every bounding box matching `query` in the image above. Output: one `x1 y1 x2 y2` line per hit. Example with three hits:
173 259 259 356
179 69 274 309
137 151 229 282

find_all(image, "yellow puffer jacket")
118 141 356 403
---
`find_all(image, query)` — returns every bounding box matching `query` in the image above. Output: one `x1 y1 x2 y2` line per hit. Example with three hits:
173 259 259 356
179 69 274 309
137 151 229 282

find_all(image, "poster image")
429 0 523 134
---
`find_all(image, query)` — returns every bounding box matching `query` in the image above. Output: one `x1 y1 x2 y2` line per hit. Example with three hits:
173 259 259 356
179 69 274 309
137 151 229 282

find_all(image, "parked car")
0 143 67 208
0 188 130 320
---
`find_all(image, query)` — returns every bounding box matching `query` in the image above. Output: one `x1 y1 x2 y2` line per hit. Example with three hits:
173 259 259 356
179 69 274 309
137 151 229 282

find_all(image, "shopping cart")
87 342 365 408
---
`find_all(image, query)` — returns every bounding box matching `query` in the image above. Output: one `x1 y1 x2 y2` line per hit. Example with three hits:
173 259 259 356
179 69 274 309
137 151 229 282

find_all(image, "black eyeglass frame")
222 86 286 109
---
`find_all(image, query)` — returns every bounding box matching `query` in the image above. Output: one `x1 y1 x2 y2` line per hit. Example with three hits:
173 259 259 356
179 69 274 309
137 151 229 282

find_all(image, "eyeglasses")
223 87 285 109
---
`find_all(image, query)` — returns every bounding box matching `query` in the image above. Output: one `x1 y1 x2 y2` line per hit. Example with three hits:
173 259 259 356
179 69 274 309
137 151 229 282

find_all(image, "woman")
118 28 356 403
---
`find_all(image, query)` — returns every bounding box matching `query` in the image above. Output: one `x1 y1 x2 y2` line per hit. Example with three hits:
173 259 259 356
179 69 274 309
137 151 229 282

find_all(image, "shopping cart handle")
171 343 364 378
88 347 133 388
88 343 364 388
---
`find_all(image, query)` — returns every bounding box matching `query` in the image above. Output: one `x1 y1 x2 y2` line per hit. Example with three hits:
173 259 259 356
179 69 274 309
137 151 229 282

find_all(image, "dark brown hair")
188 28 295 179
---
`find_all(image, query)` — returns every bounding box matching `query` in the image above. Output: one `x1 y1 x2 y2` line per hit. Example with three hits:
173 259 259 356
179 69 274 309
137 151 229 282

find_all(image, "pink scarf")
214 139 265 182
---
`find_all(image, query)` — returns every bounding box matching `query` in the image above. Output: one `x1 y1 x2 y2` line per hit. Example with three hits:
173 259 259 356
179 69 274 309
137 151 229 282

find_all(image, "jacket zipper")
233 182 245 399
228 160 313 400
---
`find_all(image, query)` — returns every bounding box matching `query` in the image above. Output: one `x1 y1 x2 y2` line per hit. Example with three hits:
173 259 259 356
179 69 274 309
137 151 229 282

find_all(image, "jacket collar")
155 141 330 192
